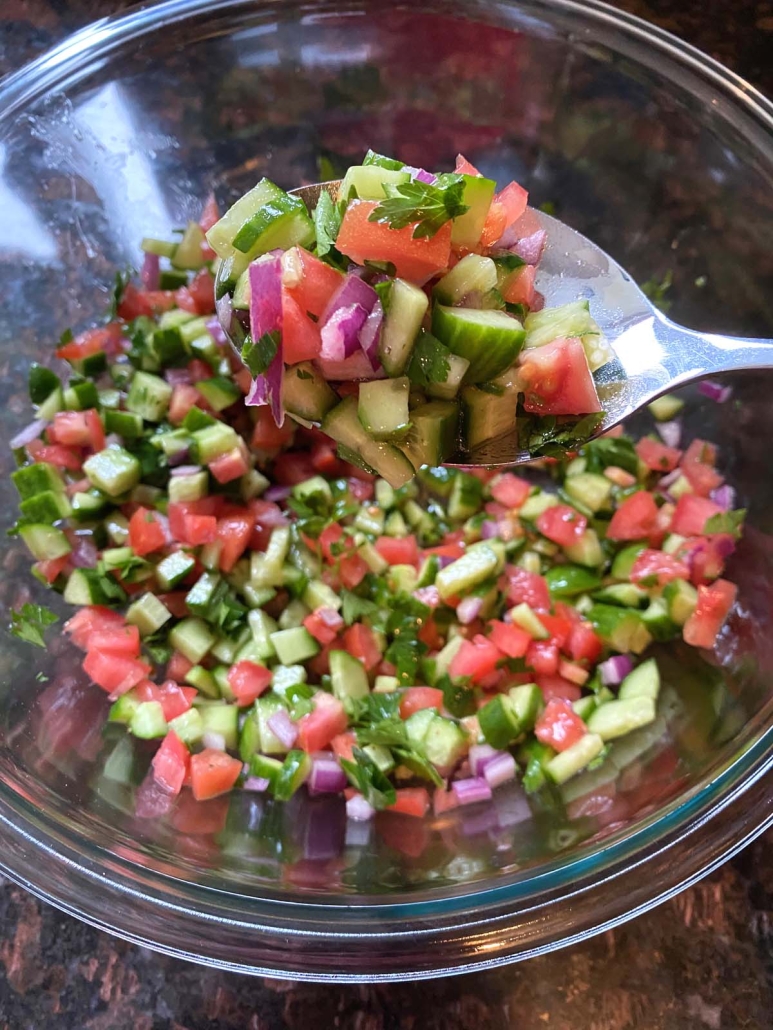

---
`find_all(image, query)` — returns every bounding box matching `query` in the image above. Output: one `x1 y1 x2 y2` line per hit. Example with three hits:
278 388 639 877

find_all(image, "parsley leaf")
313 191 344 260
100 552 150 582
241 330 279 377
406 331 451 391
438 673 476 718
9 603 58 648
285 682 315 720
341 589 381 627
522 412 607 460
581 433 638 474
704 508 746 539
109 268 134 320
340 747 396 810
368 174 469 239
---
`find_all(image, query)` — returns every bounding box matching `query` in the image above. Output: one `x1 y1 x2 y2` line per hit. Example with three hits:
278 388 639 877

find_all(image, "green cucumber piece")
200 704 239 750
207 178 314 261
126 371 173 422
358 378 411 440
378 279 429 376
663 578 698 626
461 367 519 451
339 164 409 200
434 254 497 305
641 598 679 642
322 397 416 488
155 551 197 591
448 471 482 520
196 377 240 413
587 604 652 654
450 174 497 250
169 617 215 664
563 473 612 514
591 583 648 608
125 593 172 636
423 716 467 769
171 221 206 270
191 423 240 464
184 665 219 698
524 300 610 371
509 603 549 639
618 658 660 701
168 708 204 745
28 364 61 405
545 733 604 784
168 470 209 504
431 305 525 384
63 568 126 606
436 543 500 602
545 565 601 598
586 696 656 741
19 490 71 523
270 626 319 665
104 409 144 440
273 749 312 801
330 650 370 700
12 462 65 500
283 362 338 423
610 542 648 580
130 701 167 739
648 394 684 421
19 524 71 561
399 400 458 469
83 448 141 497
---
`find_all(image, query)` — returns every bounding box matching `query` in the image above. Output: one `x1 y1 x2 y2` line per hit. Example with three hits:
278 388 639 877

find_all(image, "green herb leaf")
341 589 381 627
704 508 746 539
9 603 58 648
640 270 673 314
340 747 397 810
406 332 451 391
241 331 279 377
313 191 344 260
368 174 469 239
362 150 405 171
581 433 638 474
438 673 476 718
286 682 315 720
110 269 134 320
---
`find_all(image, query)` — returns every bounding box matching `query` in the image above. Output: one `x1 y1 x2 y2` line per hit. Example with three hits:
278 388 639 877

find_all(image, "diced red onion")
359 298 383 370
711 484 736 511
459 289 486 309
309 755 347 795
104 433 122 448
656 419 682 448
452 776 493 806
413 585 440 608
469 743 499 777
247 254 284 426
598 654 633 686
267 708 299 749
457 596 484 625
216 291 233 335
244 776 270 792
658 467 682 490
404 166 437 185
69 534 98 569
436 554 455 570
10 418 48 451
714 535 736 558
315 606 345 631
509 229 547 265
170 464 202 477
320 303 370 361
164 367 192 386
264 484 292 503
698 380 732 403
141 251 160 291
134 774 176 819
205 317 228 348
346 793 375 822
530 290 545 312
480 520 500 540
316 350 387 381
483 751 517 788
203 731 226 751
167 446 192 467
321 272 378 325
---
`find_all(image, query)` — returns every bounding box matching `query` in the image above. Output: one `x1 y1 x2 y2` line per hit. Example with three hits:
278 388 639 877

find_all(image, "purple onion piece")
267 709 299 749
457 596 484 625
70 535 98 569
358 297 383 370
309 756 347 795
710 484 736 511
167 447 192 468
321 272 378 325
452 777 493 807
698 380 732 403
216 291 234 335
140 251 160 291
468 743 499 778
164 367 192 386
264 484 292 503
247 255 284 426
656 419 682 448
404 166 437 185
244 776 270 792
10 418 48 451
170 463 201 477
202 731 226 751
479 520 500 540
509 229 547 265
483 752 517 789
598 654 633 686
413 585 440 608
346 794 375 822
205 316 228 348
658 467 682 490
320 303 369 361
316 351 387 381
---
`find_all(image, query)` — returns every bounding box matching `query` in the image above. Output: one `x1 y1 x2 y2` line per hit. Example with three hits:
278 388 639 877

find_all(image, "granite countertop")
2 1 773 1026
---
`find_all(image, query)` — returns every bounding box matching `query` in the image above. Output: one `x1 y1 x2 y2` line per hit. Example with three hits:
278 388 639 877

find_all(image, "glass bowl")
1 0 773 982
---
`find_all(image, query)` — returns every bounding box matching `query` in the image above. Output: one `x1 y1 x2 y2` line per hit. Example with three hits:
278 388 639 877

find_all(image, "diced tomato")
284 246 344 319
418 616 444 651
488 620 531 658
167 498 218 542
251 407 295 451
433 786 460 816
490 473 531 509
30 443 82 471
308 440 340 477
35 554 70 584
319 523 345 563
152 731 190 795
227 660 272 706
537 674 582 703
538 613 574 651
167 650 194 682
636 437 682 472
526 639 560 676
56 323 124 361
217 512 254 572
339 551 369 589
83 651 150 696
505 567 551 611
449 635 504 684
281 289 322 364
89 623 141 658
670 494 722 537
50 409 104 451
304 608 344 646
388 787 430 818
234 368 253 395
182 513 218 545
455 153 482 176
248 498 289 551
336 200 453 284
188 358 214 384
190 748 243 801
518 337 601 415
64 605 125 649
606 491 659 541
209 446 249 484
128 506 168 557
501 264 536 306
536 504 587 548
400 687 444 719
678 534 735 586
182 268 216 315
630 549 689 586
478 201 507 250
198 192 220 233
567 622 603 664
343 623 382 671
347 475 376 500
297 694 348 752
683 579 737 649
424 534 466 560
271 452 316 486
136 680 197 722
330 732 356 762
375 535 419 567
481 180 529 249
117 282 175 320
168 384 202 426
157 592 190 619
681 438 723 497
535 698 587 751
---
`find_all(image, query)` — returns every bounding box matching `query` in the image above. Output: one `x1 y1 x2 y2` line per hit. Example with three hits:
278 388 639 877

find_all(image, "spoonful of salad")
209 151 773 487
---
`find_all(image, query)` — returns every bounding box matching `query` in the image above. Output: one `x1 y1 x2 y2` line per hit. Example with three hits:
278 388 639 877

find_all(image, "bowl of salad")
1 0 773 982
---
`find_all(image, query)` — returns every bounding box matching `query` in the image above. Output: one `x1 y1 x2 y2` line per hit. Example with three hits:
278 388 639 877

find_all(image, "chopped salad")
6 172 744 824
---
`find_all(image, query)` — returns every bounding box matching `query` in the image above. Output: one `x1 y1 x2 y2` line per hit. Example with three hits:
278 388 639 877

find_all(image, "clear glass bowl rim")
1 0 773 981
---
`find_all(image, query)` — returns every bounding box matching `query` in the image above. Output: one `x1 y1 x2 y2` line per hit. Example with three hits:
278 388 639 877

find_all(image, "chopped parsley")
241 330 279 377
704 508 746 539
406 332 451 391
368 174 469 239
9 603 58 649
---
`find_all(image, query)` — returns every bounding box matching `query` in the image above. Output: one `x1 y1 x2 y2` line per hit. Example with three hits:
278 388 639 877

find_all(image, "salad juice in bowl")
0 0 772 980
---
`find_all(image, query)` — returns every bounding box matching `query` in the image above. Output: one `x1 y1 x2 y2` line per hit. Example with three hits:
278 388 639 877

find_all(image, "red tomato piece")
184 268 216 315
535 698 587 751
681 438 723 497
137 680 197 722
248 498 289 551
31 443 82 471
336 200 453 284
152 731 190 795
89 623 141 658
309 440 340 476
168 384 202 426
375 535 419 567
490 473 531 509
630 549 689 586
518 337 601 415
488 620 531 658
606 491 659 541
56 323 124 361
481 180 528 249
217 512 254 572
330 732 356 762
683 579 737 649
343 623 382 671
128 506 168 556
271 452 317 486
209 446 249 484
339 552 369 589
505 567 551 611
35 554 70 584
188 358 214 384
304 607 344 646
83 651 150 696
417 616 444 651
297 694 348 752
167 498 218 542
538 613 574 651
449 635 504 684
399 687 444 719
64 605 125 649
198 192 220 232
157 592 190 619
536 504 587 548
635 437 682 472
319 523 345 563
284 246 345 319
190 749 243 801
282 289 322 364
537 674 582 703
526 639 560 676
167 650 194 682
501 264 536 307
388 787 430 818
677 534 735 586
183 513 218 545
478 201 507 250
227 660 272 706
50 410 102 450
669 494 722 537
251 407 295 451
455 154 482 176
117 282 175 320
567 622 603 664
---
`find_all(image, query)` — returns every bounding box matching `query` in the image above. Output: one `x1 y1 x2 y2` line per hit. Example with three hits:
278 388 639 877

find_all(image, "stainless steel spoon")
217 179 773 467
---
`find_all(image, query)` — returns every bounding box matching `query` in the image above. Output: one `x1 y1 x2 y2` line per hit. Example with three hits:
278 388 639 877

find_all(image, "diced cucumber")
200 704 239 750
126 371 173 422
28 364 62 405
169 617 216 664
434 254 497 306
618 658 660 701
19 524 71 561
378 279 429 376
273 750 312 801
509 602 549 639
433 635 464 681
648 394 684 421
250 526 290 588
244 694 288 757
247 609 278 660
545 733 604 784
668 474 694 500
171 221 207 270
142 236 178 258
104 512 130 546
211 629 250 665
461 373 519 451
387 564 418 595
431 305 525 384
191 423 240 463
423 716 468 770
610 542 648 580
207 178 314 261
450 174 497 250
270 626 319 665
587 604 652 654
358 378 411 440
292 475 332 508
196 377 240 413
509 682 542 730
303 579 342 612
524 300 611 371
64 379 100 410
283 362 338 423
36 385 64 420
19 489 71 523
399 400 458 469
83 448 141 497
64 568 126 606
586 696 656 741
563 473 612 513
330 650 370 700
71 489 109 522
168 470 209 504
592 582 648 608
322 397 416 489
641 598 679 642
109 689 141 725
184 665 219 698
125 593 172 636
519 492 559 521
130 701 167 739
572 695 597 721
662 579 698 626
103 409 143 440
545 565 601 598
405 708 436 746
374 675 399 693
278 598 310 630
155 551 197 591
478 694 522 749
339 164 410 200
448 471 483 520
436 543 500 602
12 462 65 500
168 708 204 745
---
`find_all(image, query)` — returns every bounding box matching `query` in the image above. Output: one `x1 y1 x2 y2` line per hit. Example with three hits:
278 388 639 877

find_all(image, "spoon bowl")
216 180 773 467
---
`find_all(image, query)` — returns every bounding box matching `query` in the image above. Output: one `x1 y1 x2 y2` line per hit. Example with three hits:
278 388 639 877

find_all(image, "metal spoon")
217 180 773 467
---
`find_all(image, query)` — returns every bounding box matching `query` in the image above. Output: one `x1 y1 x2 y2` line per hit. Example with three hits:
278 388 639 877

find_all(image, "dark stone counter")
1 1 773 1026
